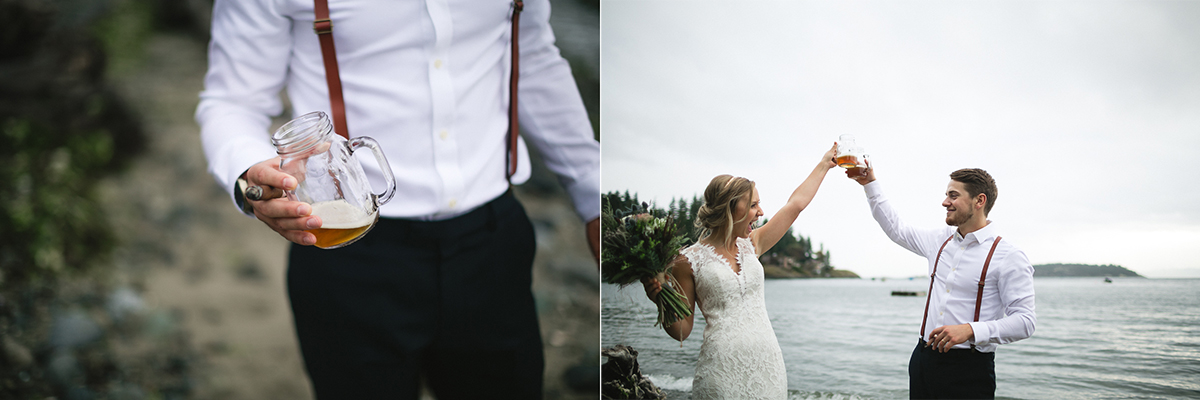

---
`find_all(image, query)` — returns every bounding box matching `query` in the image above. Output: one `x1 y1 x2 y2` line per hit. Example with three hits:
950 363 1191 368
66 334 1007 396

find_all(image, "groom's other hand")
928 324 975 353
847 159 876 186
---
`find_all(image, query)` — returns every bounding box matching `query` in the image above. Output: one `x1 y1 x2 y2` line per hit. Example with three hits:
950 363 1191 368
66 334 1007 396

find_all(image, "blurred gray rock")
49 309 102 349
107 382 147 400
106 286 146 322
2 336 33 367
46 347 82 387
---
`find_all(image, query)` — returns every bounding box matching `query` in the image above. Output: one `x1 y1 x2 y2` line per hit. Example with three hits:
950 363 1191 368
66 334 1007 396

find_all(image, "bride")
644 144 836 399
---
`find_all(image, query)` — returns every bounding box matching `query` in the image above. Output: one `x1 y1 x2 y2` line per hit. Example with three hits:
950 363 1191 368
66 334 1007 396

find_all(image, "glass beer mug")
271 111 396 249
835 134 869 176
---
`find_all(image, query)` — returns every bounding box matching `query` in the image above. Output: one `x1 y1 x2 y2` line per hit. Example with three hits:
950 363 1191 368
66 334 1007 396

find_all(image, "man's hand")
927 324 975 353
846 159 876 186
244 157 321 246
587 217 600 264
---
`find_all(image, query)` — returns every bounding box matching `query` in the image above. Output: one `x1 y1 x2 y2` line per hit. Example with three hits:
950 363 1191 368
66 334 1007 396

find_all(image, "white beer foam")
311 200 376 229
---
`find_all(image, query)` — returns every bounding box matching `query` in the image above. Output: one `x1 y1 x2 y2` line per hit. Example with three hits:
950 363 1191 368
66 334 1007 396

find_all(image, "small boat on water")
1104 277 1113 283
891 291 926 297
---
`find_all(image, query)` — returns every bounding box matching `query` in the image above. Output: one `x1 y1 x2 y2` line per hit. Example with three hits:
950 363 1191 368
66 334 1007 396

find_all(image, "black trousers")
286 190 543 400
909 339 996 399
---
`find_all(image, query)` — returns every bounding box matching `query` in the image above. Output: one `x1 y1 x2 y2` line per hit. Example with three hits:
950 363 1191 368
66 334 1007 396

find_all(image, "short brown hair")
950 168 998 215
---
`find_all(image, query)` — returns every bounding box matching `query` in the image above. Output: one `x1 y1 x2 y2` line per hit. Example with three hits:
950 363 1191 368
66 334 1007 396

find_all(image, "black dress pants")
909 339 996 399
286 190 543 399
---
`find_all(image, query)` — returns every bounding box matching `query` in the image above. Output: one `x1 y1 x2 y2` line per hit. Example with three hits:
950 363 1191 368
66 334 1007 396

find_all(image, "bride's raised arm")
751 143 837 256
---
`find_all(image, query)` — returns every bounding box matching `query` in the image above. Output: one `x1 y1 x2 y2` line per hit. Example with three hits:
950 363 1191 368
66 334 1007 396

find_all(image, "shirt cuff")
564 166 600 222
864 180 882 197
968 321 991 346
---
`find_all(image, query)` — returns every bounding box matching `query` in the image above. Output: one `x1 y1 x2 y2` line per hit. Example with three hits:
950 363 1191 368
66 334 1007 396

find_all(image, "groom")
847 165 1036 399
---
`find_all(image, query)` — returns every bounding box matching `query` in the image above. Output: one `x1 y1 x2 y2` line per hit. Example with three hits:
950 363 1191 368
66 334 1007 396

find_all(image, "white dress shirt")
865 181 1036 353
196 0 599 221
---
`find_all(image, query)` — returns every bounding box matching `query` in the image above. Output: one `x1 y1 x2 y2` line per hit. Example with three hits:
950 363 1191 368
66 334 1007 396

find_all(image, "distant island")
763 263 860 279
1033 263 1143 278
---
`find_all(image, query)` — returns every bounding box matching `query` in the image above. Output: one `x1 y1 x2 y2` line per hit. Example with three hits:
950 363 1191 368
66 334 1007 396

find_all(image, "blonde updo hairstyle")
695 175 756 249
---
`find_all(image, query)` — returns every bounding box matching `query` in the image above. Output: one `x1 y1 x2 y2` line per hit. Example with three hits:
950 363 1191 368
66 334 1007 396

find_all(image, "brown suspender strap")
974 236 1003 322
920 235 954 339
313 1 523 177
313 0 348 139
920 234 1005 346
506 0 524 182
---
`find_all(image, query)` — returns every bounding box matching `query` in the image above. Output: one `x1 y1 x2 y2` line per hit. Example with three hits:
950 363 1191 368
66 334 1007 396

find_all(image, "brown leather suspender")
920 236 954 339
507 1 524 181
920 235 1004 342
312 1 524 181
313 0 348 139
975 236 1003 322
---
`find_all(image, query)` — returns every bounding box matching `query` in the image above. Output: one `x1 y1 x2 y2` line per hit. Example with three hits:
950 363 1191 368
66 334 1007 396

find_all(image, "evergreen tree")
605 190 837 277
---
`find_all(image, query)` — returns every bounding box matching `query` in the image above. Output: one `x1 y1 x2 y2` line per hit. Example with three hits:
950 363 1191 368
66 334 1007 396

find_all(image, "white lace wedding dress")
682 237 787 399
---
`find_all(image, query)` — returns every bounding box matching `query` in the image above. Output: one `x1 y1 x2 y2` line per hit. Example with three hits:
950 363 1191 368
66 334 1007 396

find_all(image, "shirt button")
434 59 443 69
448 198 457 208
439 130 449 140
940 312 943 316
946 289 951 293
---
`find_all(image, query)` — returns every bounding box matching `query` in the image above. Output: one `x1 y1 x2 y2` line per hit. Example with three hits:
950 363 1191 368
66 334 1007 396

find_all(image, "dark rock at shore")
601 344 663 400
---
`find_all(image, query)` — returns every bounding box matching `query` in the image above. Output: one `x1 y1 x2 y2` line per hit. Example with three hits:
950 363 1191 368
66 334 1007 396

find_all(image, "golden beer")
304 200 378 249
836 155 859 168
846 165 868 178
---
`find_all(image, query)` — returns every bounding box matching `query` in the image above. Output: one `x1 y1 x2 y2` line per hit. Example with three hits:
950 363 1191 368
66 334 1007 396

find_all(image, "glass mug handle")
346 136 397 206
855 154 871 178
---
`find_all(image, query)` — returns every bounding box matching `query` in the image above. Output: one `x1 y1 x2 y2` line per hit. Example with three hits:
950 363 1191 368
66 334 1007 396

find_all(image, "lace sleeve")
680 245 704 275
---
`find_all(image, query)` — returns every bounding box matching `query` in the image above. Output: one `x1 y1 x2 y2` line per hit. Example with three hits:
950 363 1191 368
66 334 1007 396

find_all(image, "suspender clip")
314 18 333 34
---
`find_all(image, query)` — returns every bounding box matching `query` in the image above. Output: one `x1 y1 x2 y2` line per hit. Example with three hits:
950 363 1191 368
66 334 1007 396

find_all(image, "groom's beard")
945 208 973 226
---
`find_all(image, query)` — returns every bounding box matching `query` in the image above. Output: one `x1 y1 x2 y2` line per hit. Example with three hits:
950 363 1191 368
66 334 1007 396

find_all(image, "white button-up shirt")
196 0 599 221
865 181 1036 352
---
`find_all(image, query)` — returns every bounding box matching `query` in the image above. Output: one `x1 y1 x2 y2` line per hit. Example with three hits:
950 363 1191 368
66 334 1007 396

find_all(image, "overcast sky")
600 0 1200 278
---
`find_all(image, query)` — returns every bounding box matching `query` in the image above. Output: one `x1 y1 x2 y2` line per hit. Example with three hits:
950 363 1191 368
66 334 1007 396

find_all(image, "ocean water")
601 277 1200 399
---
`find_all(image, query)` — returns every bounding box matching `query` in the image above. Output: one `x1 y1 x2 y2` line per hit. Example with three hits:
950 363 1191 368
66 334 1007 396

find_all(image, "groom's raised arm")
849 165 942 258
863 181 943 257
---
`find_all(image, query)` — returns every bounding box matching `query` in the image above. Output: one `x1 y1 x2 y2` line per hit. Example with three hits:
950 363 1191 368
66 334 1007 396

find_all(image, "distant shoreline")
756 263 1150 279
1033 263 1143 278
762 264 861 279
759 263 1152 280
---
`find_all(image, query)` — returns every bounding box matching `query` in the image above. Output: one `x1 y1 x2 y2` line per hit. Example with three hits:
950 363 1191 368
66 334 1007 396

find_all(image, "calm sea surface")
601 277 1200 399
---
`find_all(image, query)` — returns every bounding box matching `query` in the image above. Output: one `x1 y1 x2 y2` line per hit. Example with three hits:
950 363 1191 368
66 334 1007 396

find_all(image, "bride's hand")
641 276 662 302
821 142 838 170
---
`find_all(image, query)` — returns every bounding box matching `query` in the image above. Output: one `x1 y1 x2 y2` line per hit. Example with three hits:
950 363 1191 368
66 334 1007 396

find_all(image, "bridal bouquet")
601 202 693 327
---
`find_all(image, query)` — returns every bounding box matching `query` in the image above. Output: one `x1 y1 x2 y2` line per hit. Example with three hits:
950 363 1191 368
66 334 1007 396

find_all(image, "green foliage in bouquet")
601 200 693 328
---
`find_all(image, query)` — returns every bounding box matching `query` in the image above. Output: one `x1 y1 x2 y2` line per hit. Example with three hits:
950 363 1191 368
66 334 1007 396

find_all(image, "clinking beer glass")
272 111 397 249
835 134 870 177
